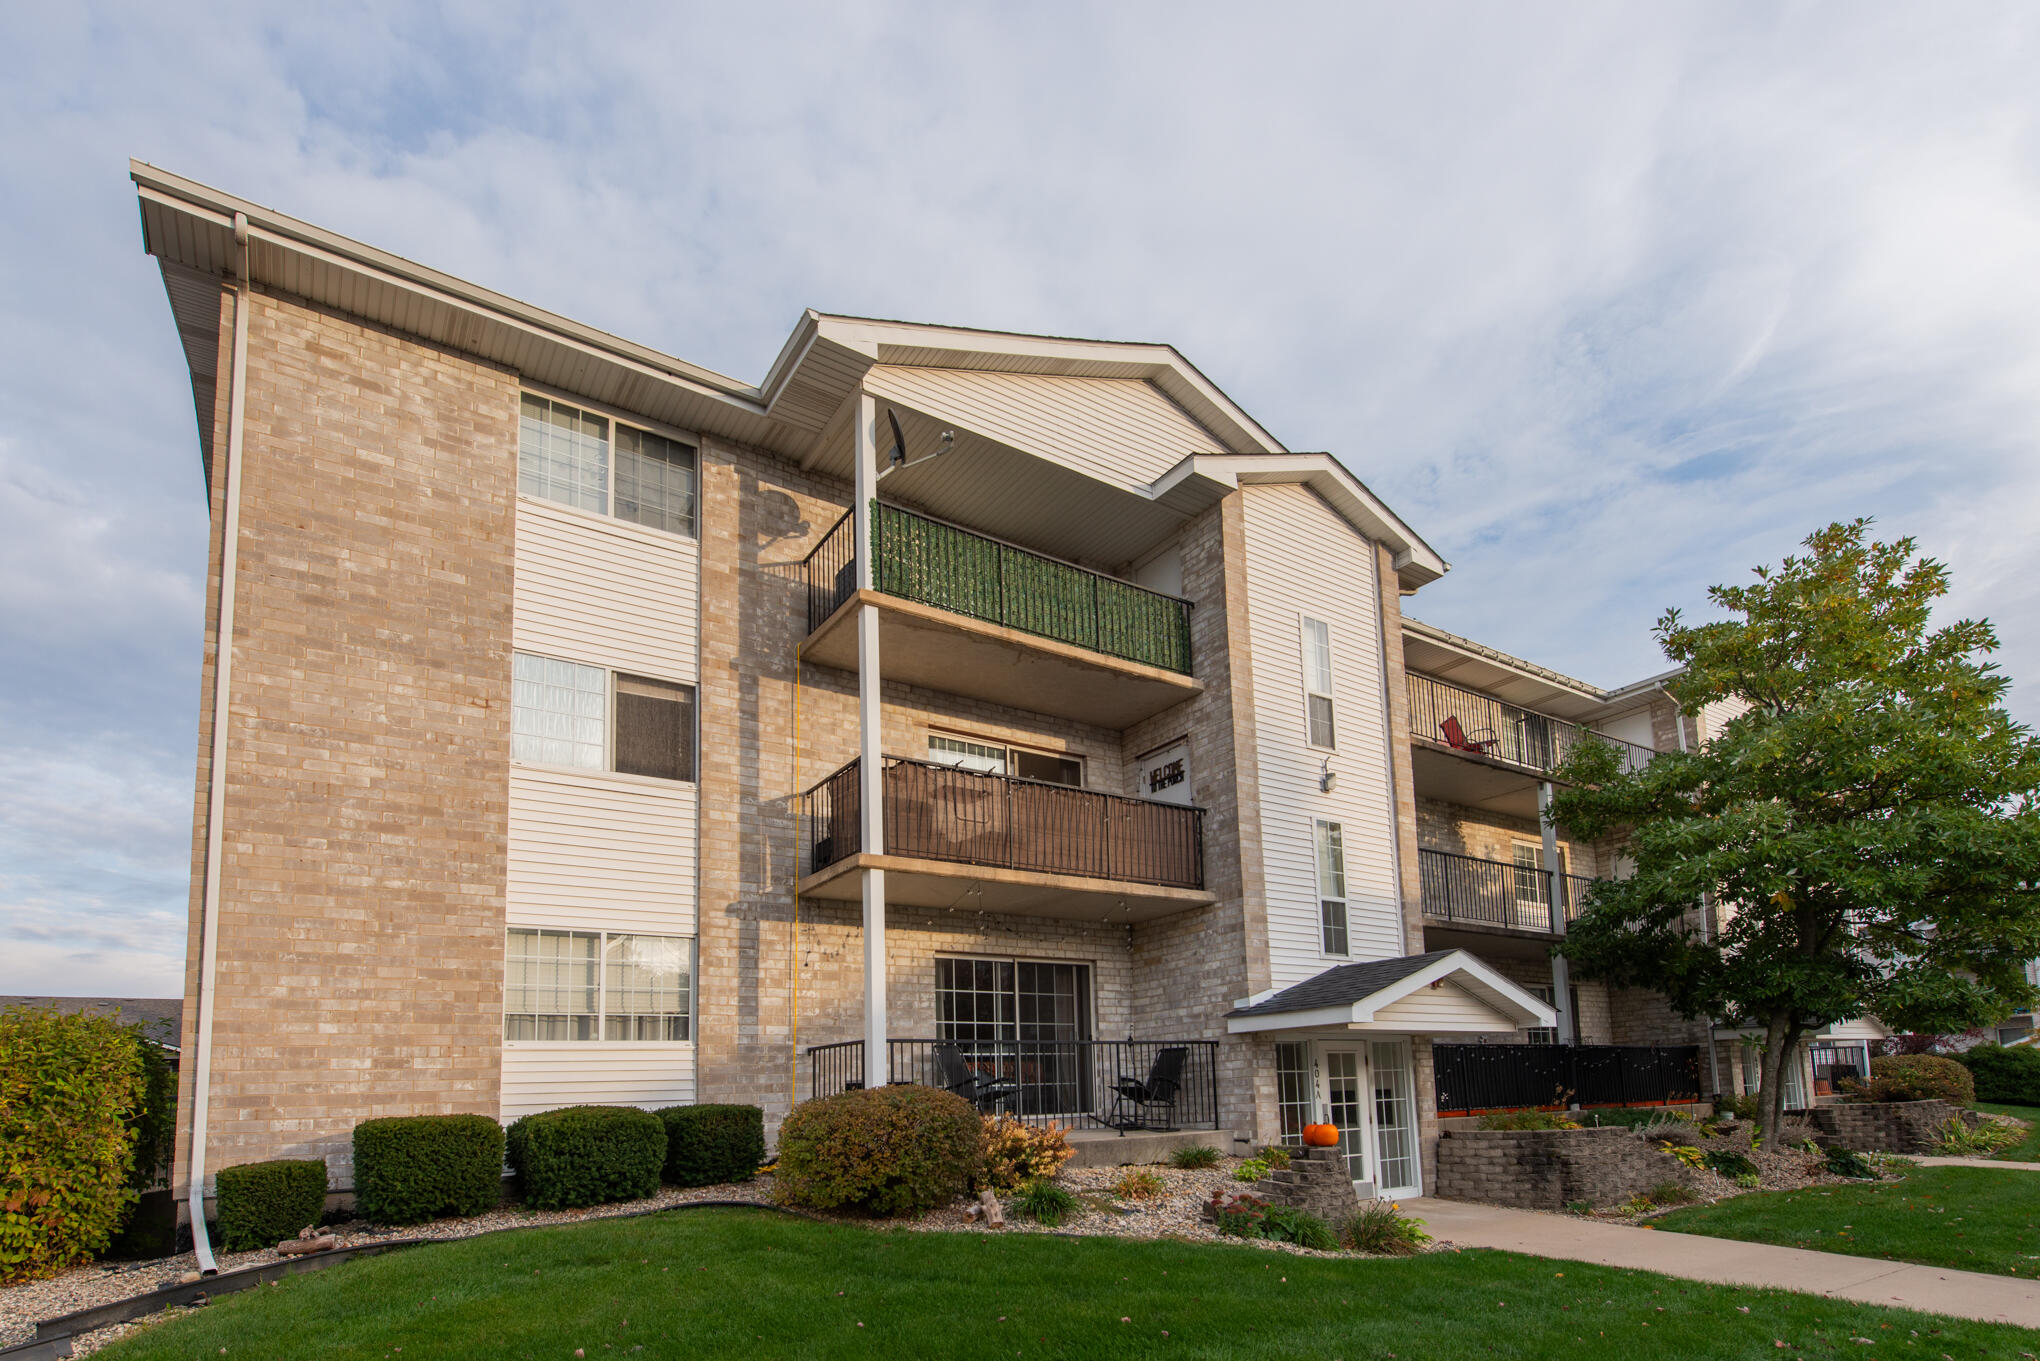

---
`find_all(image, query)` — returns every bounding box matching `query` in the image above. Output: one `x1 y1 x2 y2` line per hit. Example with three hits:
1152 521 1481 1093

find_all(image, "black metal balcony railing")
801 757 1206 890
1407 673 1655 777
1418 847 1595 932
807 1037 1222 1133
800 504 1194 674
1433 1043 1703 1113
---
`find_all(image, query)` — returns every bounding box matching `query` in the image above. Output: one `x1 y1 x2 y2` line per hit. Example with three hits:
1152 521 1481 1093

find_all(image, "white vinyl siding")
500 1050 695 1122
1240 483 1403 985
1371 985 1521 1033
506 767 698 932
513 496 699 684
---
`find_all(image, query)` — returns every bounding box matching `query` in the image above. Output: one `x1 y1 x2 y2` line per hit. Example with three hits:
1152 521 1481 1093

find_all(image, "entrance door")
1321 1048 1368 1184
1369 1041 1421 1198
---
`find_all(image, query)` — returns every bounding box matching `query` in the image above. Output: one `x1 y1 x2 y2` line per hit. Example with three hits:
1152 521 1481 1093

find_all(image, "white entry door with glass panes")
1272 1039 1421 1198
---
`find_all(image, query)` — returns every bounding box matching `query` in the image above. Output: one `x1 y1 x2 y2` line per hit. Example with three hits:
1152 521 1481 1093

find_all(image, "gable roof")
1225 949 1555 1034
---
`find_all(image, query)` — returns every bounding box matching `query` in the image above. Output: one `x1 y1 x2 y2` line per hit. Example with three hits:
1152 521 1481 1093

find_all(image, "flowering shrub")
978 1115 1073 1193
1210 1190 1271 1237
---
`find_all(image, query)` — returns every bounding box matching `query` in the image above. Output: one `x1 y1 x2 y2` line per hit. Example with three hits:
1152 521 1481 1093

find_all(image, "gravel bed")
0 1178 776 1354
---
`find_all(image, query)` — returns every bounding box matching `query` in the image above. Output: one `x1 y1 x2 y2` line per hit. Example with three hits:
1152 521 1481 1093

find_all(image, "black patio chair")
934 1042 1018 1113
1110 1046 1188 1131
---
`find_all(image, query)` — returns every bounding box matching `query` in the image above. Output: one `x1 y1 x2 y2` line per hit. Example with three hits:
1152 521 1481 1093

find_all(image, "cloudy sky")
4 4 2037 998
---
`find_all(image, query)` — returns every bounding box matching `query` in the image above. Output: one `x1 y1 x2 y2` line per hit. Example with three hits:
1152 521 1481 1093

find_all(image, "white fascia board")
1227 1004 1357 1034
1186 454 1448 585
131 163 765 413
1347 951 1555 1028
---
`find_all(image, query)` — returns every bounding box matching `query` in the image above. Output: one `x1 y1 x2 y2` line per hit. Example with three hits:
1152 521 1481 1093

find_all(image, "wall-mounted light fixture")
1319 756 1337 794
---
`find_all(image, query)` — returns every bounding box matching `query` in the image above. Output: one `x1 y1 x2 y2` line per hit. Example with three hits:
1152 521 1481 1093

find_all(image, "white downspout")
186 210 252 1275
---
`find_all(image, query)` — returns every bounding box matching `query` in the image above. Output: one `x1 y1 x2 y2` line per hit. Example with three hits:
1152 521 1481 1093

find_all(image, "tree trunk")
1755 1010 1800 1152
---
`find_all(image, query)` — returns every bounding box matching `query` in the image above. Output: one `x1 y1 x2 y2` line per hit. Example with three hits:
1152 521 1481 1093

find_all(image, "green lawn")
1976 1102 2040 1161
98 1206 2036 1360
1653 1166 2040 1279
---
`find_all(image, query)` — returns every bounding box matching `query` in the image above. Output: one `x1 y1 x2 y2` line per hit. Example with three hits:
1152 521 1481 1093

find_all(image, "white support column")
1540 780 1576 1047
852 390 888 1086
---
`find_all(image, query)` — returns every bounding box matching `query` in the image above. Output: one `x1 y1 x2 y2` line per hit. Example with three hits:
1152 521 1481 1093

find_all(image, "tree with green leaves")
1552 520 2040 1148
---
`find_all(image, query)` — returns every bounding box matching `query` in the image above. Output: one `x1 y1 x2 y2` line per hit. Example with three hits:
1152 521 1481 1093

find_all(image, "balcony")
1419 847 1594 940
796 756 1211 922
1407 673 1656 819
799 505 1203 727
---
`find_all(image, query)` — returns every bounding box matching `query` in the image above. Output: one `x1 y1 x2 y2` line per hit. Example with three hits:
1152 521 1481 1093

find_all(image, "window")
519 393 697 538
615 674 696 782
1274 1041 1315 1146
512 654 607 770
927 734 1082 787
1522 984 1557 1045
505 927 692 1042
520 395 609 514
615 426 698 537
936 957 1091 1115
512 651 696 783
1302 617 1336 749
1511 842 1566 926
1315 820 1349 956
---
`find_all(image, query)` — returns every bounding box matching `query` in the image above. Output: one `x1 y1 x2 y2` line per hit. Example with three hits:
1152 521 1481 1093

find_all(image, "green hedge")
215 1159 328 1252
774 1085 980 1217
506 1106 665 1210
354 1115 505 1225
1855 1054 1975 1105
0 1005 147 1282
1959 1044 2040 1106
106 1029 179 1259
656 1104 765 1187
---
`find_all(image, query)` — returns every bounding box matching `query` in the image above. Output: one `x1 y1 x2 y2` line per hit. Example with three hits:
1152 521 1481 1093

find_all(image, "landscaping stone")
1804 1100 1978 1155
1242 1147 1360 1225
1435 1126 1696 1210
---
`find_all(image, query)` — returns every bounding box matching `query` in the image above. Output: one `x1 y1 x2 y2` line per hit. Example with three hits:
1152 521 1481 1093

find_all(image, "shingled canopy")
1224 949 1555 1035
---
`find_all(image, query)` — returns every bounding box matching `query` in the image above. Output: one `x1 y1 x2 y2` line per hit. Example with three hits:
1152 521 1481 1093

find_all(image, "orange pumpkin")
1302 1123 1340 1147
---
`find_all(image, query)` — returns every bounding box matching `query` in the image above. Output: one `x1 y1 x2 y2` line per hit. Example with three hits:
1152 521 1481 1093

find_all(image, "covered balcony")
1407 672 1655 820
796 756 1211 922
799 504 1203 728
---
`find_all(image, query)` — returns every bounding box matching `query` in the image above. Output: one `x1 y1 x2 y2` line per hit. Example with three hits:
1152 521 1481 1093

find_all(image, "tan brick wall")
174 288 517 1193
1378 553 1427 956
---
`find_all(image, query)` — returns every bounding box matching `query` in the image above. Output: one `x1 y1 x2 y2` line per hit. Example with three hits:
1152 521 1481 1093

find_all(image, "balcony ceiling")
797 852 1214 924
804 590 1204 730
1409 743 1543 822
1402 621 1615 722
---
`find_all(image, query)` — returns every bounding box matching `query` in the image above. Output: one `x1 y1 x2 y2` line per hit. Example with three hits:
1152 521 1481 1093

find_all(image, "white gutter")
186 210 252 1275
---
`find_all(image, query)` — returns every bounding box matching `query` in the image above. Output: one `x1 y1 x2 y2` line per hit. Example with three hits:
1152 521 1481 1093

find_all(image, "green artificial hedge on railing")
506 1105 665 1210
214 1158 328 1252
353 1114 506 1225
656 1104 766 1187
871 504 1191 673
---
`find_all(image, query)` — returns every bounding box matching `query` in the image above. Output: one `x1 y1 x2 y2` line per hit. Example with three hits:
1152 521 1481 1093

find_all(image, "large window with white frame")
504 928 694 1042
926 733 1083 786
519 393 698 538
1315 819 1349 956
511 651 696 782
1301 616 1337 749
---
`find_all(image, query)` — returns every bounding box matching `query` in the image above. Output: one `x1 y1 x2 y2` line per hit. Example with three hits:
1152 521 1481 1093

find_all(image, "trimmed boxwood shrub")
1959 1043 2040 1106
0 1005 147 1282
1851 1054 1975 1105
354 1114 506 1224
656 1104 765 1187
214 1158 328 1252
774 1085 981 1217
506 1105 665 1210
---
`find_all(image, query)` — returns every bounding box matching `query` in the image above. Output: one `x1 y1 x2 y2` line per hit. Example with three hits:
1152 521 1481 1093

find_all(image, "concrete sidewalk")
1914 1155 2040 1170
1414 1197 2040 1329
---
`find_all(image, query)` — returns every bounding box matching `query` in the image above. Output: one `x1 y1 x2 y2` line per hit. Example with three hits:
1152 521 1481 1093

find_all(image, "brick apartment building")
134 162 1851 1217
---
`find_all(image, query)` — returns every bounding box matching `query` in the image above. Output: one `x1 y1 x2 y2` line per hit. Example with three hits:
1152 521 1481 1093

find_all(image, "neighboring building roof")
0 996 182 1046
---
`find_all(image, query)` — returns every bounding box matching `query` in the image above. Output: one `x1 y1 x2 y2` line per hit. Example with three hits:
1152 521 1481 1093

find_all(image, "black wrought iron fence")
1408 673 1655 776
798 756 1205 889
1433 1043 1703 1114
1418 848 1594 931
805 1037 1221 1133
798 503 1194 673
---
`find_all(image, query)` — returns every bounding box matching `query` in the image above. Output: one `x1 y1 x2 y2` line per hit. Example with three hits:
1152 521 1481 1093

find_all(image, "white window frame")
926 731 1085 787
518 388 700 540
510 650 698 785
1522 984 1558 1045
1301 616 1337 751
1315 818 1350 957
504 927 697 1044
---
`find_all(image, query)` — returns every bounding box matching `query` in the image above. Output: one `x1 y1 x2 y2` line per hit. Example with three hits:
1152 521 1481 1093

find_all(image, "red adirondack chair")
1440 715 1500 756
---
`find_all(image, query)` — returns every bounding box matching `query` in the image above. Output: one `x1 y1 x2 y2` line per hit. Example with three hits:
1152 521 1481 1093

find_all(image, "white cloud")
2 2 2037 992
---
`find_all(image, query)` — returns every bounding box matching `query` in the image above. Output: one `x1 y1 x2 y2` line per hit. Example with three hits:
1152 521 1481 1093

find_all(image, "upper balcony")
1406 672 1656 819
796 755 1212 923
799 505 1203 728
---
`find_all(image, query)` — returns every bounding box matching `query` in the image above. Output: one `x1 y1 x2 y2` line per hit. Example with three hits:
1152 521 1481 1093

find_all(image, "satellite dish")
887 408 908 468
